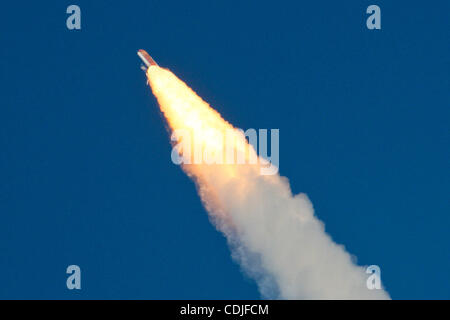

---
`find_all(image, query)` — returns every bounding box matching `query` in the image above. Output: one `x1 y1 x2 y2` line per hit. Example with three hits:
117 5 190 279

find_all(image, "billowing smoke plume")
146 65 390 299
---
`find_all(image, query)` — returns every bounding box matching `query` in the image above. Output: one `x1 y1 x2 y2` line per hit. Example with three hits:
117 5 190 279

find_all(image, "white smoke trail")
146 65 390 299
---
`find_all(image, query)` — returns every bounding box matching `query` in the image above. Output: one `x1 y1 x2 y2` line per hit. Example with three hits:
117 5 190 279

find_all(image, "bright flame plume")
145 65 390 299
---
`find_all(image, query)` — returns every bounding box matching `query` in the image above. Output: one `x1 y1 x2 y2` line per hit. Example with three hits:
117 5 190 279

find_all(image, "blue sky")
0 1 448 299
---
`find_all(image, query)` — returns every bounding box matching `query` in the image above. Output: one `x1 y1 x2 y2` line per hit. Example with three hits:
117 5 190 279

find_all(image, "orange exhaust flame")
146 65 264 177
144 64 390 300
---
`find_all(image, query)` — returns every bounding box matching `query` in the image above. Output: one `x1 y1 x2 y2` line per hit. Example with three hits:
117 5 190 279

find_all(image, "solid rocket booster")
137 49 158 68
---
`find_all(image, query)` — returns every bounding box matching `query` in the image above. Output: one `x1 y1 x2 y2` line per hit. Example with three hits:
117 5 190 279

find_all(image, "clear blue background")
0 1 448 299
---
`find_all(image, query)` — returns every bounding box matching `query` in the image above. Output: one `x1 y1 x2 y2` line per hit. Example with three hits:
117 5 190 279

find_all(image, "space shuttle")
137 49 158 70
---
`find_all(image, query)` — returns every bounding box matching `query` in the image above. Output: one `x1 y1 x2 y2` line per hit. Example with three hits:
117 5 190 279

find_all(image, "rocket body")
137 49 158 68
